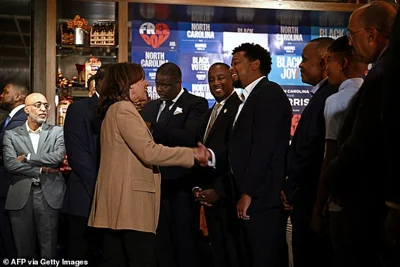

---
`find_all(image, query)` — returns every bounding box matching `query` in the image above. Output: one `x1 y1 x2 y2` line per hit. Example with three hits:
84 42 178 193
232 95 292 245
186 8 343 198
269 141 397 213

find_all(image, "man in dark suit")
383 11 400 267
141 62 208 267
281 37 337 267
0 83 28 260
323 2 397 267
192 62 241 267
63 65 109 263
228 43 292 267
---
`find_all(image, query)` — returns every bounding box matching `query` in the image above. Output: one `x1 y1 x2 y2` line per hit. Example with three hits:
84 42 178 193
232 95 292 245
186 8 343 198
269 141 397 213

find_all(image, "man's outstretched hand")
193 142 211 167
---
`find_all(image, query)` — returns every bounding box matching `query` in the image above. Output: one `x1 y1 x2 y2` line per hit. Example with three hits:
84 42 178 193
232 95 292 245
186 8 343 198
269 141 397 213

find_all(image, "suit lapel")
205 102 226 143
37 123 49 154
200 109 212 142
232 78 265 134
163 90 188 126
19 125 35 154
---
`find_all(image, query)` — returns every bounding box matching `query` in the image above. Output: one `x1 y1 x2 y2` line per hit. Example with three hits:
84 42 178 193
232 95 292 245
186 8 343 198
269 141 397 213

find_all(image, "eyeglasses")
347 28 384 41
26 102 51 110
346 29 366 41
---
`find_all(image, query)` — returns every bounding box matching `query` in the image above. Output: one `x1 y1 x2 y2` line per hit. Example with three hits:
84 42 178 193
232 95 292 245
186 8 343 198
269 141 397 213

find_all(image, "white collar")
310 77 328 95
242 76 266 101
8 104 25 119
165 87 184 105
216 90 236 106
95 91 100 98
26 121 42 134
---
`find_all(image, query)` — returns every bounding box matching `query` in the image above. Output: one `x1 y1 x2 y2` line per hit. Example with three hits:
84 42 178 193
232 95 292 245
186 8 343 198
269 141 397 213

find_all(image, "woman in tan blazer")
88 63 208 267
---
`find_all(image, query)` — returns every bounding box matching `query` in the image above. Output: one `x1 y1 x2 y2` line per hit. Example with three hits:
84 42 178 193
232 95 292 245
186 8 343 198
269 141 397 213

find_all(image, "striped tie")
203 103 221 142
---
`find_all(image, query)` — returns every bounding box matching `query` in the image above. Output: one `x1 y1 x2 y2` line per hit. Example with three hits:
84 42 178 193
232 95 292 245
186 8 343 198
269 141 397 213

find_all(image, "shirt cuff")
207 149 216 168
26 153 31 161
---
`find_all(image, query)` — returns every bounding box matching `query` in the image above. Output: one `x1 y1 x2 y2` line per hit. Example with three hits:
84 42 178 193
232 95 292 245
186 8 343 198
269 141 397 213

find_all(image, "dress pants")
67 215 102 266
204 199 240 267
156 179 198 267
238 208 287 267
291 205 333 267
9 185 59 259
100 229 156 267
0 197 16 260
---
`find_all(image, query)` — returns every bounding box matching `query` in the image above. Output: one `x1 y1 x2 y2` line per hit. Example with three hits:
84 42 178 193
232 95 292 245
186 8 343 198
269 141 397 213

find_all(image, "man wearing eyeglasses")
2 93 66 260
323 2 397 267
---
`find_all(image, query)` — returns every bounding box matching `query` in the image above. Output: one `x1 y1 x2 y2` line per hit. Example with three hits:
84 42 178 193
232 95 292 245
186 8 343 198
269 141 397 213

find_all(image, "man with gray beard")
3 93 66 260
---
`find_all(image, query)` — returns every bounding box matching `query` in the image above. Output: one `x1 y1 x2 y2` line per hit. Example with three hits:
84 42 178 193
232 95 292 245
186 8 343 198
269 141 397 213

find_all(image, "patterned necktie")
240 92 245 102
2 116 11 129
157 100 174 123
203 103 222 142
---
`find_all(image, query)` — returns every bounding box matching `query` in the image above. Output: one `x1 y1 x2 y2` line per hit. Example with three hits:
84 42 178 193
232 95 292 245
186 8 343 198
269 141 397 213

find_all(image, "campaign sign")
282 85 312 138
132 20 178 51
132 49 179 72
182 82 215 107
311 26 346 40
311 11 349 28
222 31 269 66
267 25 311 37
177 22 223 53
269 55 303 86
147 82 160 100
178 53 223 83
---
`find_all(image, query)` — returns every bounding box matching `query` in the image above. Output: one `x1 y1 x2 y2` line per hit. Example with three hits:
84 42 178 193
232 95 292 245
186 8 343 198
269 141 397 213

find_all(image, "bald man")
323 2 397 267
3 93 66 259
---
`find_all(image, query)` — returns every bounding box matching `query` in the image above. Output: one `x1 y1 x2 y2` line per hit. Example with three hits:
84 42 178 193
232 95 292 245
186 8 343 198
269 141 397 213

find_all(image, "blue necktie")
2 116 11 129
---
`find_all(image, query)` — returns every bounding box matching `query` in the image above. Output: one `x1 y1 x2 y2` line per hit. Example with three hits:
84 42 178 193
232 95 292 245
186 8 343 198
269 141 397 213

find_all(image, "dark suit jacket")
284 81 338 208
383 15 400 204
194 93 242 197
229 77 292 213
325 53 386 207
141 89 208 180
63 95 101 217
0 107 27 197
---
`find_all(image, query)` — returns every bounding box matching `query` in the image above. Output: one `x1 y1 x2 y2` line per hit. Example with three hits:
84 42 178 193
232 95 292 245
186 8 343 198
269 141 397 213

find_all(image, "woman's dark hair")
328 36 353 59
97 62 145 120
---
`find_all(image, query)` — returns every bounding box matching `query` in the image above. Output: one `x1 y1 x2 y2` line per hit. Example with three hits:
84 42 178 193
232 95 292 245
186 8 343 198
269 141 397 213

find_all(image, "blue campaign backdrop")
130 5 351 109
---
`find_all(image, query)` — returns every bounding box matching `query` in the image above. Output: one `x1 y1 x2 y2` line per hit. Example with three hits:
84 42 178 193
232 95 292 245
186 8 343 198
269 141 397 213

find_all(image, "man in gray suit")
2 93 65 259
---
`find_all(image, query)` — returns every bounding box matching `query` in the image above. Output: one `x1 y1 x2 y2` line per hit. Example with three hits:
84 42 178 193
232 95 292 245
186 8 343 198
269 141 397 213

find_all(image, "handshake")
193 142 212 167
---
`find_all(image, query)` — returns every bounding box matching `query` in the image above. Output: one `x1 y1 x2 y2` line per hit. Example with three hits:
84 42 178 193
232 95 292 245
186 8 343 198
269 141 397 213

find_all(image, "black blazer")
325 54 386 206
0 107 27 197
141 89 208 180
228 77 292 213
194 93 242 197
284 81 338 207
63 95 101 217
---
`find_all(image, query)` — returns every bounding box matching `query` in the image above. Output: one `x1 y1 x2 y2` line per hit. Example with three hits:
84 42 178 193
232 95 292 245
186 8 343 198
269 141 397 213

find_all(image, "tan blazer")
88 101 194 233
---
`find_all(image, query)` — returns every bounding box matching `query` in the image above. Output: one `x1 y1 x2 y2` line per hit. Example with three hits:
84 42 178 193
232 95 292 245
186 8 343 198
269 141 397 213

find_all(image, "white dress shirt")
26 122 42 181
310 77 328 95
233 76 265 126
204 91 237 140
156 88 184 121
8 104 25 119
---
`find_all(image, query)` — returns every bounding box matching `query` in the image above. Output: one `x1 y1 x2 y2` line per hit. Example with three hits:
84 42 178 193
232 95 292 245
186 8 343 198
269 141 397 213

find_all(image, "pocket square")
173 107 183 115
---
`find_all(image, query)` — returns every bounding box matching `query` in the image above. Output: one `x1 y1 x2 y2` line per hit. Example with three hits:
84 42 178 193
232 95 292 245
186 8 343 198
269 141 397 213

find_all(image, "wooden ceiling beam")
80 0 361 12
